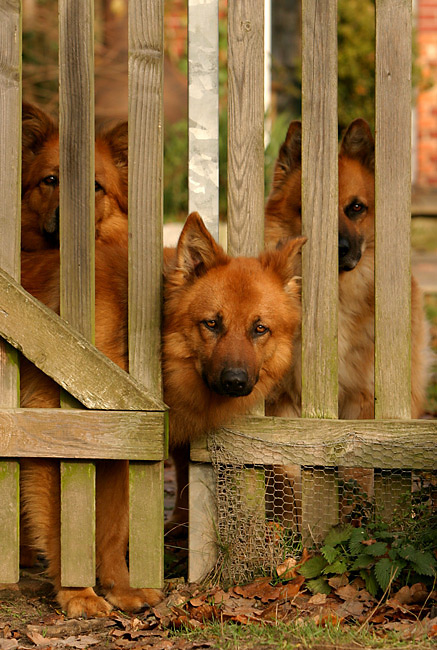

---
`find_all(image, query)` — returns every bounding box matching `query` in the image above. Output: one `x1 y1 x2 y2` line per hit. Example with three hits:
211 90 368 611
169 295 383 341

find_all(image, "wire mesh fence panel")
206 427 436 587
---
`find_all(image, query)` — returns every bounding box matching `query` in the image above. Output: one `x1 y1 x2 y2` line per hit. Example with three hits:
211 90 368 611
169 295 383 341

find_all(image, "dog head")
163 212 305 440
265 118 375 273
21 102 128 251
338 118 375 271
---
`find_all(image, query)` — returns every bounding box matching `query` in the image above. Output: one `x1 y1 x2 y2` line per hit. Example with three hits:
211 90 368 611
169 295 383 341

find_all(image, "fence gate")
0 0 166 589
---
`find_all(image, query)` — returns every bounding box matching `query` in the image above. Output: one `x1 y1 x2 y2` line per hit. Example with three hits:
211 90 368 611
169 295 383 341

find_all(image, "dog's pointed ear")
339 118 374 171
101 121 128 169
261 235 307 293
271 121 302 189
22 102 57 156
176 212 228 278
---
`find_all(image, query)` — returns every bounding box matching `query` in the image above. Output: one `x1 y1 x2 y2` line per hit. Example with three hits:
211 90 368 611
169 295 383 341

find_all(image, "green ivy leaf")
349 528 366 555
351 554 372 570
360 569 379 597
411 551 437 577
374 558 396 591
322 559 348 575
324 525 354 548
298 555 328 579
321 544 340 564
397 545 417 561
307 577 331 595
365 541 388 557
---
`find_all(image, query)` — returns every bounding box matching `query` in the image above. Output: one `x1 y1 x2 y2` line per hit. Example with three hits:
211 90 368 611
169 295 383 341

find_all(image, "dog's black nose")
338 236 350 260
220 368 250 397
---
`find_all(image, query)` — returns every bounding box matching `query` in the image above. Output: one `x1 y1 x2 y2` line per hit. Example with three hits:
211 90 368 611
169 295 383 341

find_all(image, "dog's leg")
95 460 163 611
20 458 112 617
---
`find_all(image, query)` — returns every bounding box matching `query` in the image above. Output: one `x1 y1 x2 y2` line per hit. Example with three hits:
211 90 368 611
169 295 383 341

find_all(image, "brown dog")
162 213 306 529
21 102 128 251
20 240 161 618
20 212 305 614
265 118 430 419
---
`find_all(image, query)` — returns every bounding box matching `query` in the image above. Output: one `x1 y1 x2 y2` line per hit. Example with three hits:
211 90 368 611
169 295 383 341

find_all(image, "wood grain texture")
59 0 95 587
188 463 217 583
128 0 165 590
190 417 437 469
374 0 412 419
0 409 166 459
61 461 96 586
188 0 219 241
0 461 19 583
59 0 95 339
129 461 164 588
0 268 166 411
0 0 21 584
227 0 264 257
301 0 338 418
128 0 164 394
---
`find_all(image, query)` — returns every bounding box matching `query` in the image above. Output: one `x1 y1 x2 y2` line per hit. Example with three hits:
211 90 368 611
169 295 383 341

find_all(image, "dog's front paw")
57 587 113 618
105 586 163 611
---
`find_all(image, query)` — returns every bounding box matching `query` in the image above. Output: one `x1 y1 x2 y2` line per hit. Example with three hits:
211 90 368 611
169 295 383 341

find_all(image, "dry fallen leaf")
0 641 18 650
308 593 327 606
336 584 359 601
276 557 297 580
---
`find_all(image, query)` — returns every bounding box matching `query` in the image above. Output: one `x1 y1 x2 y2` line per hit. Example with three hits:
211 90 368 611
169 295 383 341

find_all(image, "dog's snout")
338 236 350 260
338 234 362 272
220 367 251 397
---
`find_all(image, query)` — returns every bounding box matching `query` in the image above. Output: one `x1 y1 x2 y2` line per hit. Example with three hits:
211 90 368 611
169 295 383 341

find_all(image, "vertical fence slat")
301 0 338 419
374 0 413 515
225 0 266 571
0 0 21 583
227 0 264 257
188 463 217 583
300 0 339 539
375 0 412 419
187 0 220 583
128 0 165 589
188 0 219 240
59 0 96 587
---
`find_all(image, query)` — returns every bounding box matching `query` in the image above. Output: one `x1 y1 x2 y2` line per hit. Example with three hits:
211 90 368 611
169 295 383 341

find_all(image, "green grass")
424 294 437 416
170 619 436 649
411 218 437 253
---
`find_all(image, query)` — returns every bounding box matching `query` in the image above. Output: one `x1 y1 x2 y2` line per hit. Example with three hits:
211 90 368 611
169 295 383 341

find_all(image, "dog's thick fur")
20 242 161 618
265 118 429 419
162 215 305 528
21 102 128 251
20 212 305 615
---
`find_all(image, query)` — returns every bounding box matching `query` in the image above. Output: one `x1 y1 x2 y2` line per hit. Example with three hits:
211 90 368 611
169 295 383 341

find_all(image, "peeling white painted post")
188 0 219 241
188 0 220 582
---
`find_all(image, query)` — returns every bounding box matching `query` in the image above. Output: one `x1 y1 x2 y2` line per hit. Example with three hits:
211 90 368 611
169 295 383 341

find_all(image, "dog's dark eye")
95 181 104 192
202 319 217 331
345 201 366 220
253 323 270 337
41 175 59 187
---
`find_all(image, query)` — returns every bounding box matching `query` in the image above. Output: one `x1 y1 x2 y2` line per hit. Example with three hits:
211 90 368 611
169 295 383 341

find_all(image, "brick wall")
415 0 437 187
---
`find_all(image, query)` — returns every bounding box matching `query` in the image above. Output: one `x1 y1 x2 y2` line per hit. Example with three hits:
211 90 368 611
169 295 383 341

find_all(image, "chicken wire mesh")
207 429 437 587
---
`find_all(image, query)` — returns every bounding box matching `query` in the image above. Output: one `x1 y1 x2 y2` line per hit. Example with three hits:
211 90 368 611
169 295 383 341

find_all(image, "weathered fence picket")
59 0 96 587
0 0 21 584
128 0 165 589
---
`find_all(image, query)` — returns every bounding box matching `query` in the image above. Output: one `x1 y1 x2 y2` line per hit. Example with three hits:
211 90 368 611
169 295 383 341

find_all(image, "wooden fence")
0 0 435 593
0 0 166 589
